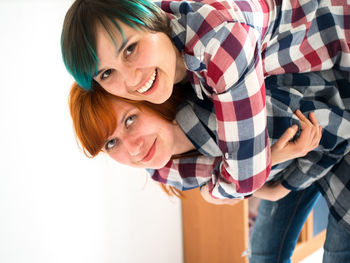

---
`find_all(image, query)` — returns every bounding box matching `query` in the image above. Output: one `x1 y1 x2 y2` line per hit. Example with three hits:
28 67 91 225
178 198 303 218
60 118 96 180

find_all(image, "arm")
202 110 322 203
201 22 270 199
252 110 322 201
252 181 290 201
269 71 350 191
259 70 350 197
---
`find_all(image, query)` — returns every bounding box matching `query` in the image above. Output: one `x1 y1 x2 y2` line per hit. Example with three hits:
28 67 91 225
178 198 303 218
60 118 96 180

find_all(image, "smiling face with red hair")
102 98 182 169
69 82 192 169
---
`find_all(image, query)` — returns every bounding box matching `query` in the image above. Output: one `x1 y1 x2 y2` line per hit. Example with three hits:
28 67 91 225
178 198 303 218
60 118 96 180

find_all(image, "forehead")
95 20 147 49
110 98 137 120
95 22 123 51
110 98 162 124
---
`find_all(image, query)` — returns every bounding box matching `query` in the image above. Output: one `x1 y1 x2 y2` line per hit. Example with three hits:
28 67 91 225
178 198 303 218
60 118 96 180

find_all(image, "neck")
174 47 188 84
172 122 195 155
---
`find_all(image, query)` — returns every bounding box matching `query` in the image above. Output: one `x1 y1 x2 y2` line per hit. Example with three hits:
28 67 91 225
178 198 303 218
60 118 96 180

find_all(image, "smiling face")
104 98 186 169
94 22 187 104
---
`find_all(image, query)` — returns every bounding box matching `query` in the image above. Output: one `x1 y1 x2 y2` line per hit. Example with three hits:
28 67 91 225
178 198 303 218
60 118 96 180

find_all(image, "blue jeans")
248 184 350 263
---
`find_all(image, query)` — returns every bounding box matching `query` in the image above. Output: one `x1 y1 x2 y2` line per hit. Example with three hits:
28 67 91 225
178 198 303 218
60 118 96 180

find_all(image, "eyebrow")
104 107 130 144
94 38 128 78
119 110 129 127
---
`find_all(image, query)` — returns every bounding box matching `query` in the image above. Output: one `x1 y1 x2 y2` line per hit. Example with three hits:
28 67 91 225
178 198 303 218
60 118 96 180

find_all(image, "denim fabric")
249 185 320 263
249 184 350 263
323 213 350 263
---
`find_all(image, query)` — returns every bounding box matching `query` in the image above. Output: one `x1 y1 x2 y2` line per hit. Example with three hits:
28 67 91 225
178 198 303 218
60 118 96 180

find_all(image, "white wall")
0 1 183 262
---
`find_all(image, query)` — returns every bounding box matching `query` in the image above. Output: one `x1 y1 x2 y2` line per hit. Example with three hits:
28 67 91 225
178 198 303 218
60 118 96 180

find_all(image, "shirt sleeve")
199 22 271 199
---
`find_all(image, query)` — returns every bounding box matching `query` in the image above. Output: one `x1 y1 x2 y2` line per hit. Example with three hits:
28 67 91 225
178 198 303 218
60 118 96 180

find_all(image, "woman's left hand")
252 181 290 201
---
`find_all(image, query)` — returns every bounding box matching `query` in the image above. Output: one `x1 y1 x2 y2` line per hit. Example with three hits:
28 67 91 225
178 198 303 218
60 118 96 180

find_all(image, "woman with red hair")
68 74 339 200
68 68 350 261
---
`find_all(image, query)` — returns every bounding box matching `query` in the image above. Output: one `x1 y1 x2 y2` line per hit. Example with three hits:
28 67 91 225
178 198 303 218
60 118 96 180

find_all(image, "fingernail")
291 124 298 130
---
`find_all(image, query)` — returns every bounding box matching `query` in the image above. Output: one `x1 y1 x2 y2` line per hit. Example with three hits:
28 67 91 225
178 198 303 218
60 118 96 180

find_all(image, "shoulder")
154 0 238 25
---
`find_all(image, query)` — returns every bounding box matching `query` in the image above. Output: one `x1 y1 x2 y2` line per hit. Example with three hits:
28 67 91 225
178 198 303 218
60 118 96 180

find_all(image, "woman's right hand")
271 110 322 166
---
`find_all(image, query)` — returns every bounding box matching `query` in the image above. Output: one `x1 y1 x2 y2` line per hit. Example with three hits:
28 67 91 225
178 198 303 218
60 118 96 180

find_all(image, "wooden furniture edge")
291 230 326 263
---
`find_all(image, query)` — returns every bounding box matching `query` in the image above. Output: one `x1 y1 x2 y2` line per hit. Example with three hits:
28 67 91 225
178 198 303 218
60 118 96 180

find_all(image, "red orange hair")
68 82 183 197
69 82 117 157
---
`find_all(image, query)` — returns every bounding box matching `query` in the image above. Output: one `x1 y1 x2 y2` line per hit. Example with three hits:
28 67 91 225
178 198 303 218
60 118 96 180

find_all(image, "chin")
154 90 172 105
150 158 172 169
151 96 169 104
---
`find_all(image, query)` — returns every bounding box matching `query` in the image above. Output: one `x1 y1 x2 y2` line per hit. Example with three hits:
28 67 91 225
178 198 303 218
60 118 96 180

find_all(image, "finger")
313 122 322 146
314 126 323 147
291 112 322 156
295 110 312 131
308 112 320 127
299 117 318 148
295 109 308 122
275 125 299 147
291 124 314 154
308 114 321 145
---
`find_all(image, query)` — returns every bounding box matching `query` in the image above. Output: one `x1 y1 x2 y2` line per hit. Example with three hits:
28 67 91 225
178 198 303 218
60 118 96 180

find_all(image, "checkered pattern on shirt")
316 154 350 234
151 0 350 197
149 69 350 201
265 69 350 190
156 0 275 195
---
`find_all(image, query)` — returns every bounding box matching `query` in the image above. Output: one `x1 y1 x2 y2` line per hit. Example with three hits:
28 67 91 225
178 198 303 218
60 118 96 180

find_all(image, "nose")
123 135 144 157
119 65 142 89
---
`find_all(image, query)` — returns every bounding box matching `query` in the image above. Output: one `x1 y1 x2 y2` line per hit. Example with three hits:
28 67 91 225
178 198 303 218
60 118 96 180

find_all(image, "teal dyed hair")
61 0 171 90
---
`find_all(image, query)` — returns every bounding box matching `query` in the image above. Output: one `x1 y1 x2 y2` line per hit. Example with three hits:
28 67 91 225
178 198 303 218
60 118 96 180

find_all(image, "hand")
200 184 241 206
253 181 291 201
271 110 322 166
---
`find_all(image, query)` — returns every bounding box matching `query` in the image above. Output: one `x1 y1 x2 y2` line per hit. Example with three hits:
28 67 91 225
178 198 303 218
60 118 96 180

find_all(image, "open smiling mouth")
136 69 157 94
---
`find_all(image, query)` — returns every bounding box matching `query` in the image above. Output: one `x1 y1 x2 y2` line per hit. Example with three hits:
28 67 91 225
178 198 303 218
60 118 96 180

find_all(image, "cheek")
102 76 124 96
159 125 175 153
108 150 131 165
137 47 157 67
154 144 173 168
139 37 175 68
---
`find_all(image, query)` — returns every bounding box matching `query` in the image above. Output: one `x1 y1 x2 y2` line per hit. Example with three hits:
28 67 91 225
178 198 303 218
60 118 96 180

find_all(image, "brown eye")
125 43 137 57
101 69 112 80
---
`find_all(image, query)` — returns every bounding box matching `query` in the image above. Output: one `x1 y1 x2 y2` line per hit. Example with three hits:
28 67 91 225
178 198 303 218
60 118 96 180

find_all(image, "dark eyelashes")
100 69 112 81
105 115 136 151
125 115 136 127
105 139 116 151
125 43 137 56
99 43 136 81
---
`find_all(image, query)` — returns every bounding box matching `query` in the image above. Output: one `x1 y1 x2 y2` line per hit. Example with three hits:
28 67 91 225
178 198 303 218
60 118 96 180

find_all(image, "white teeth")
137 70 156 93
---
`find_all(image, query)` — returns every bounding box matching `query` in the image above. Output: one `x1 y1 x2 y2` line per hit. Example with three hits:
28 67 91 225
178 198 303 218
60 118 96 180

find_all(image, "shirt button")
225 153 229 159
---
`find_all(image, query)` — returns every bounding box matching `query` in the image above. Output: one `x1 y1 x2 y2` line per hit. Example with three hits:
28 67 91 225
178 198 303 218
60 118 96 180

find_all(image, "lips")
141 139 157 163
136 69 158 94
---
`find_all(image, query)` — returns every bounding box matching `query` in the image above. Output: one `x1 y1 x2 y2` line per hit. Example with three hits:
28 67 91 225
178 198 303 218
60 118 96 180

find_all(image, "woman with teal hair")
62 0 350 261
61 0 173 93
61 0 350 200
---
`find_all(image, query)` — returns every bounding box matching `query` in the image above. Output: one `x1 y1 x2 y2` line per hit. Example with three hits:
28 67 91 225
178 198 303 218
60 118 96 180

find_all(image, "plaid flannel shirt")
148 69 350 232
317 154 350 233
151 0 350 198
148 68 350 197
